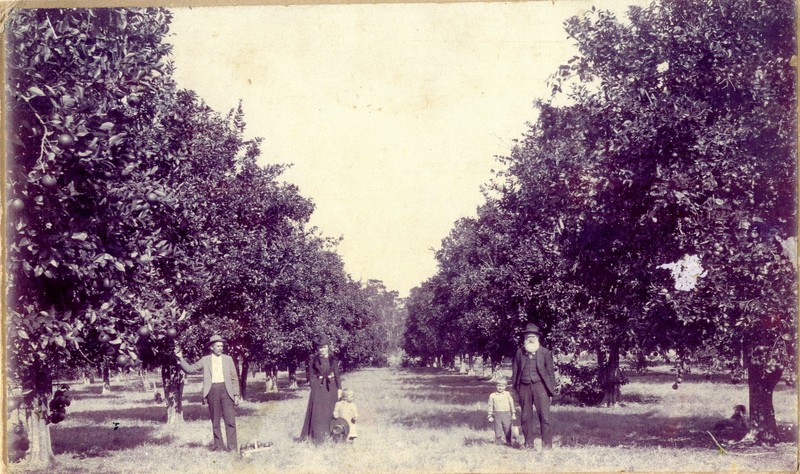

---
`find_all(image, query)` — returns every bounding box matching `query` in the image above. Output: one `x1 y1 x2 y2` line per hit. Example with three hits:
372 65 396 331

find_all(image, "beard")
524 342 538 353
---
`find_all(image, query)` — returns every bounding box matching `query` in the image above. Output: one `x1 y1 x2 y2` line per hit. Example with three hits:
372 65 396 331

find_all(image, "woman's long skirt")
300 378 338 443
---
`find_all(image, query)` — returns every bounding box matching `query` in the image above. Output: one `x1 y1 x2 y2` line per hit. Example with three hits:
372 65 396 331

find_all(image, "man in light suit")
511 323 556 450
175 334 240 452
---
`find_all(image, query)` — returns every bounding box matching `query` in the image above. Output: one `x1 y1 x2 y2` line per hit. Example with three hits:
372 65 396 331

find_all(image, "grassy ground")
6 365 797 473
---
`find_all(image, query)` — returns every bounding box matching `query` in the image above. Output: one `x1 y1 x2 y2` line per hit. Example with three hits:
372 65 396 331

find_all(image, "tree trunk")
288 362 298 389
139 368 153 393
264 365 279 393
101 364 111 394
489 352 502 381
19 363 55 467
600 345 622 407
81 369 92 386
636 349 648 371
22 403 54 467
161 362 185 424
597 348 606 371
486 356 496 381
460 354 468 374
746 359 782 444
239 358 249 400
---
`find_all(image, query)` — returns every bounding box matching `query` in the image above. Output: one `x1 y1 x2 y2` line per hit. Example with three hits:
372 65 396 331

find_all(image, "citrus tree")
404 0 795 440
403 275 463 368
5 7 183 464
552 0 796 441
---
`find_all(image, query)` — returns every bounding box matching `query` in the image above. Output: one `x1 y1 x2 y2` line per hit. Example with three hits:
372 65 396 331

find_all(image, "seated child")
487 377 516 445
333 388 359 442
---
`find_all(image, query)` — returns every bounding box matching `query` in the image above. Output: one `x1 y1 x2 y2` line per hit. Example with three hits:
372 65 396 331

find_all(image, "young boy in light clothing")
333 388 359 442
487 378 516 445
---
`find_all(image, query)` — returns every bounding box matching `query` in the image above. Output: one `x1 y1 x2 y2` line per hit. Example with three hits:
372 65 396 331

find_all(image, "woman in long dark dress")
300 336 341 443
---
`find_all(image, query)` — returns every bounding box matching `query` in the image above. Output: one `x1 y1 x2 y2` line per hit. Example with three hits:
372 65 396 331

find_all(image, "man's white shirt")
211 354 224 383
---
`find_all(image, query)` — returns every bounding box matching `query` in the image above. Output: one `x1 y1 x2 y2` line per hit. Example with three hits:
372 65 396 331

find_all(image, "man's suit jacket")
179 354 241 401
511 346 556 397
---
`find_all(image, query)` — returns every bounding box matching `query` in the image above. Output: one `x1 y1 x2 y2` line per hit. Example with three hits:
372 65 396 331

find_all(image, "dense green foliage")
403 0 796 443
6 7 399 464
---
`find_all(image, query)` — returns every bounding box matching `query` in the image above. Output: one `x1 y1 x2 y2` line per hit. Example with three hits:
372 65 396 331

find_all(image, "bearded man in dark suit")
511 323 556 450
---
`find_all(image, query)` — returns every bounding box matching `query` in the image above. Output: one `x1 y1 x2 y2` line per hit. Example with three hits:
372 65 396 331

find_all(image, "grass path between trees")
8 366 797 473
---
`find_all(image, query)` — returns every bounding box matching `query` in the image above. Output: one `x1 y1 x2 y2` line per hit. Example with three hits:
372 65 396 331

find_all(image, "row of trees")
6 8 403 466
404 0 796 444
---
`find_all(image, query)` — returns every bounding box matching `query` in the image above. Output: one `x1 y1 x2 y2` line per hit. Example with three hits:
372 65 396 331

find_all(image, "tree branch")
21 95 53 168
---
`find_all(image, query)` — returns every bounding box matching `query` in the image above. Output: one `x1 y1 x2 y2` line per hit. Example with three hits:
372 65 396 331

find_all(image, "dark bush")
555 363 605 406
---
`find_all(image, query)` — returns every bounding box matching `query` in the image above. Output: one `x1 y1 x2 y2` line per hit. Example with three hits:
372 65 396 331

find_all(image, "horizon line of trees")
5 7 404 466
403 0 796 445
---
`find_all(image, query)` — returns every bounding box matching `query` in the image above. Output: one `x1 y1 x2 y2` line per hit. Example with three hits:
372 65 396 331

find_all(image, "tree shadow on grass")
51 425 171 458
394 367 799 450
629 371 728 385
387 367 799 450
245 390 303 403
559 410 794 449
123 389 301 407
69 384 125 398
129 398 170 406
403 387 489 406
624 370 796 393
69 403 259 424
554 409 719 448
73 393 126 402
618 392 662 404
392 407 488 431
399 370 492 387
74 384 152 395
392 405 735 448
398 369 498 406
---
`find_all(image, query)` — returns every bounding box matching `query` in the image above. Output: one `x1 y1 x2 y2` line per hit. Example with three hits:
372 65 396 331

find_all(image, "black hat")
313 335 330 349
522 323 542 337
330 417 349 442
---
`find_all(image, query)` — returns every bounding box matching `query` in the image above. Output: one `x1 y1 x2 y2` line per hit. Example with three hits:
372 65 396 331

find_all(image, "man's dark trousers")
208 382 237 450
518 381 552 449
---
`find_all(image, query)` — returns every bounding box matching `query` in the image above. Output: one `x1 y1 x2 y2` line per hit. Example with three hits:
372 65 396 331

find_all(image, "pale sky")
168 1 640 296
